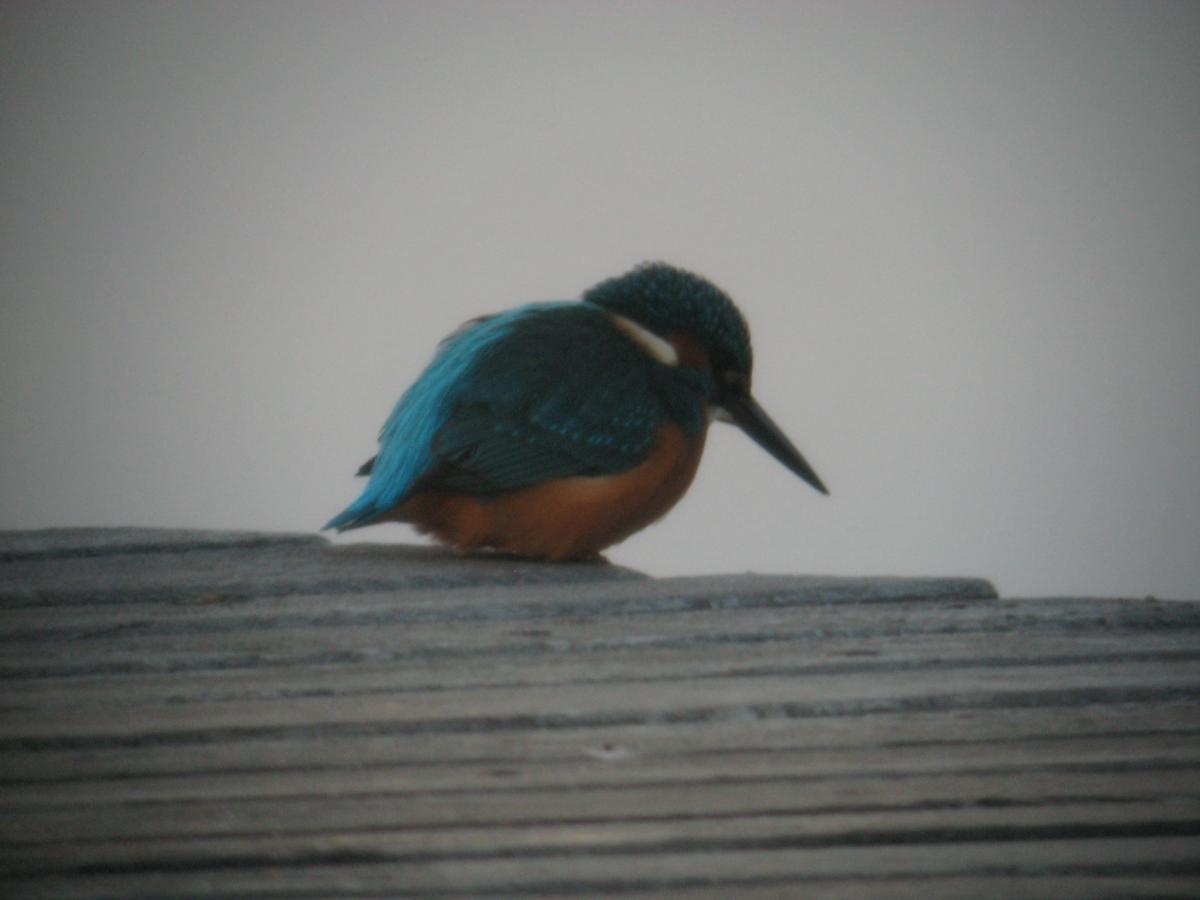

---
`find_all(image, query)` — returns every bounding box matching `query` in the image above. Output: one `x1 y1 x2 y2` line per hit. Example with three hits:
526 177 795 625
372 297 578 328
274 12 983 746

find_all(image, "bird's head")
584 263 828 495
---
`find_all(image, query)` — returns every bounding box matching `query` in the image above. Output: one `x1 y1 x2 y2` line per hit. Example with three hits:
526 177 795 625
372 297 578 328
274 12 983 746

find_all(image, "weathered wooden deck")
1 528 1198 898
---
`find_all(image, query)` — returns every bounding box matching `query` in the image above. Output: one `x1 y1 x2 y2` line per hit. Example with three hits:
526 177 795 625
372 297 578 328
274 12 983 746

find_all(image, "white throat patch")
610 314 679 366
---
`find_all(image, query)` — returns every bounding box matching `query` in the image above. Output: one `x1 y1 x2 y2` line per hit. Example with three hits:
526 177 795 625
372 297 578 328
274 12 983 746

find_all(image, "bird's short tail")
325 454 387 531
323 498 382 532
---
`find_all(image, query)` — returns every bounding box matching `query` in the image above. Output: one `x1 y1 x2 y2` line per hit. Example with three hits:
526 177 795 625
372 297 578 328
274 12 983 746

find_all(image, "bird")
325 262 827 560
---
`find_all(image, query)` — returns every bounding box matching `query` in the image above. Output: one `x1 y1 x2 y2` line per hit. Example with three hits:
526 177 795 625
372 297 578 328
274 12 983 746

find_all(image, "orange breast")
396 423 707 561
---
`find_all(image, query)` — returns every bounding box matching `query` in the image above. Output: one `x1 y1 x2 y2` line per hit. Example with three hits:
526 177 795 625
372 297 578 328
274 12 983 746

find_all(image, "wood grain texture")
1 528 1197 897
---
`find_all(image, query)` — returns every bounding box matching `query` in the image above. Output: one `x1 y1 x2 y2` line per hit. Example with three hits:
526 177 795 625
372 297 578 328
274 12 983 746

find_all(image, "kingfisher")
325 263 827 560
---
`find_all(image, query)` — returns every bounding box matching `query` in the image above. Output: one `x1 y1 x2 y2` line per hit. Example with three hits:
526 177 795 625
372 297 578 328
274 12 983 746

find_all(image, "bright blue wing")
325 303 670 531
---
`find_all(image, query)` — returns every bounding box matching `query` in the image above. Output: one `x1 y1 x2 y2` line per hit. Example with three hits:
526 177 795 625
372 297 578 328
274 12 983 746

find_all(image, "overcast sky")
3 1 1198 598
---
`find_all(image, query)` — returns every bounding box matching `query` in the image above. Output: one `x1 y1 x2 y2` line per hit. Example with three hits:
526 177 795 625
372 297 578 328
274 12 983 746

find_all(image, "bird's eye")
723 370 749 393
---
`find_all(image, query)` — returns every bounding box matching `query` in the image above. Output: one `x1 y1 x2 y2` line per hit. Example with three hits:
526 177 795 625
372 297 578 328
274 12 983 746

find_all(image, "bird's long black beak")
721 391 829 495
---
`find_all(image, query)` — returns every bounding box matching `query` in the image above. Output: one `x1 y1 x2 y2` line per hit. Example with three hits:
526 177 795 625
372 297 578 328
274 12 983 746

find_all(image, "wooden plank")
1 529 1197 897
625 880 1200 900
7 767 1199 850
4 657 1190 758
4 837 1198 898
4 627 1196 705
1 589 1187 685
0 527 324 561
0 573 1168 649
5 717 1198 807
638 879 1200 900
3 704 1195 789
3 647 1196 754
4 652 1196 746
0 571 998 646
5 799 1200 877
0 528 644 610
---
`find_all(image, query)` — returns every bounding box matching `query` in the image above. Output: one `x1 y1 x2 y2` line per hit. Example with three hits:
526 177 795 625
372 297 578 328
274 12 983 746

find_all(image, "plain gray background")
3 1 1197 598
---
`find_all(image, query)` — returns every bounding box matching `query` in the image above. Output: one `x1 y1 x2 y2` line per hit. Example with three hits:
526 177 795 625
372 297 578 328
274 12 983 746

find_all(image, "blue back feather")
324 302 572 530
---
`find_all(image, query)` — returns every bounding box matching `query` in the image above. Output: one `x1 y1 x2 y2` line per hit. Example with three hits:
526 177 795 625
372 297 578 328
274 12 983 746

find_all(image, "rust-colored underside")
394 424 706 561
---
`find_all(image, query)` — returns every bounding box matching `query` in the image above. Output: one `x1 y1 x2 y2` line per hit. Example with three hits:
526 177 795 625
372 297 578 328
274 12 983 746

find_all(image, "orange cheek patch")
396 424 707 561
